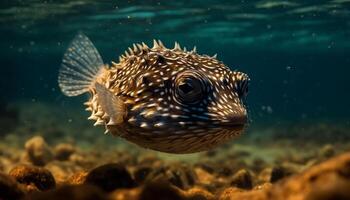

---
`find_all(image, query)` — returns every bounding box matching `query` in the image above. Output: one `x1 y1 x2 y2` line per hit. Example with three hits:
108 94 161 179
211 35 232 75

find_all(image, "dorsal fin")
58 33 105 96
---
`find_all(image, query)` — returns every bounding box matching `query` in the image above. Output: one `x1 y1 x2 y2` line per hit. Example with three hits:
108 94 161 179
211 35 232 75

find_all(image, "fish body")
58 33 249 153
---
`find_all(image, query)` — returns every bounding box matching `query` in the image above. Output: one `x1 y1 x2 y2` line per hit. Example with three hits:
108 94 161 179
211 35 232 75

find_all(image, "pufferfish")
58 33 249 154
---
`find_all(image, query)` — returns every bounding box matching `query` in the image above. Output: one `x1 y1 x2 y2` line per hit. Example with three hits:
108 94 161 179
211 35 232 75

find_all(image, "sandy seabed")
0 102 350 200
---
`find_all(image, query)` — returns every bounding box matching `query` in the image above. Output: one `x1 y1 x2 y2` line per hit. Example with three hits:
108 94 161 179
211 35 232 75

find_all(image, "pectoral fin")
95 83 126 125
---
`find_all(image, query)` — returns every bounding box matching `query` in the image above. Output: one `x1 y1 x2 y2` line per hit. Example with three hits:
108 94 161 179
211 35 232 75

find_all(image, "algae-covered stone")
139 179 185 200
24 136 53 166
230 169 253 189
54 143 76 161
0 172 25 200
85 163 136 192
46 161 82 184
9 165 56 191
144 162 196 190
28 185 108 200
133 164 153 183
268 152 350 200
183 187 215 200
67 171 88 185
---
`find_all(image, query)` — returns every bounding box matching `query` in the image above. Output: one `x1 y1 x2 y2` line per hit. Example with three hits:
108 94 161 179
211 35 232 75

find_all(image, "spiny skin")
86 40 249 153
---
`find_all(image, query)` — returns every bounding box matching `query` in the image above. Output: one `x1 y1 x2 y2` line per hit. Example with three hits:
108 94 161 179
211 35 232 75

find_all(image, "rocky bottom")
0 133 350 200
1 102 350 200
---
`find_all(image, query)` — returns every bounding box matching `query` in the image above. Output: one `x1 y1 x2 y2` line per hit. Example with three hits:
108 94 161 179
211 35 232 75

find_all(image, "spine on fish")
58 33 105 96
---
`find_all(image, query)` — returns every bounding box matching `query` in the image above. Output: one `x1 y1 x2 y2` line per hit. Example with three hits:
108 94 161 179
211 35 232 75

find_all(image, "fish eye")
176 77 203 103
178 81 194 94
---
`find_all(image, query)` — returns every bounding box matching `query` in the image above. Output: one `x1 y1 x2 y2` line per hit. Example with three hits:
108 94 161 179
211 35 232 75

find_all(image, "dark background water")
1 0 349 126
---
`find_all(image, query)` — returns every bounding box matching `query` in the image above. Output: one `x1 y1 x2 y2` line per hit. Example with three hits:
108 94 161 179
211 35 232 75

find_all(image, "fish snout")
221 113 247 130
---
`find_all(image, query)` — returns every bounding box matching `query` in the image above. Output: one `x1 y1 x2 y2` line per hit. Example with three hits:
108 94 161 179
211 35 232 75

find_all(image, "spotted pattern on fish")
58 33 249 153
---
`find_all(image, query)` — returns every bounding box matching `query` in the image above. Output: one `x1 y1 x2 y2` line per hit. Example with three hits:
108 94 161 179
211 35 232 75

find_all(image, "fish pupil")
178 82 194 94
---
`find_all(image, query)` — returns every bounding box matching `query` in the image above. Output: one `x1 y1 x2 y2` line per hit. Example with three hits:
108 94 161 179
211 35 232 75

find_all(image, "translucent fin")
95 83 126 125
58 33 104 96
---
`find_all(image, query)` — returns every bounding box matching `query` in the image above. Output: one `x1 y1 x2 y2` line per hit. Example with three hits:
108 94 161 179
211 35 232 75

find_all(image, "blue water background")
1 0 349 127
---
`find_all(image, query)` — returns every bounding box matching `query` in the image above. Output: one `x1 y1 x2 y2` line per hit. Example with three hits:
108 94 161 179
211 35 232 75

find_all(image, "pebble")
145 163 196 190
183 187 215 200
230 169 253 189
133 165 153 183
194 167 215 186
219 187 267 200
54 143 76 161
270 166 288 183
168 164 197 189
258 166 290 184
28 184 108 200
0 172 25 200
85 163 137 192
67 171 88 185
45 161 80 183
9 165 56 191
109 187 141 200
139 179 185 200
24 136 53 166
264 152 350 200
194 167 227 192
319 144 335 158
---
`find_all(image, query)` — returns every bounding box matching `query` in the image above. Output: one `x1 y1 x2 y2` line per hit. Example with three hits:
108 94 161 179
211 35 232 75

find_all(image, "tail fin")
58 33 104 97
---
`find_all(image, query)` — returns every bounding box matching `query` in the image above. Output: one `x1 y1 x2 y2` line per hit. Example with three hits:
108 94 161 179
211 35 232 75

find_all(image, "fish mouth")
219 115 247 130
220 123 246 131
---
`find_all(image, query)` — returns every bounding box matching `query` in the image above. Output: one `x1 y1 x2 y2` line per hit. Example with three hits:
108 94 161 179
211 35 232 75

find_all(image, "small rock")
0 172 25 200
24 136 53 166
219 186 268 200
183 187 215 200
143 163 195 190
133 165 153 183
109 187 141 200
319 144 335 158
305 172 350 200
69 153 96 169
195 162 216 174
258 166 290 184
194 167 226 192
46 161 82 183
269 152 350 199
85 163 136 192
54 143 75 161
9 165 56 191
0 157 13 173
270 166 288 183
166 163 197 190
230 169 253 189
146 163 193 189
67 171 88 185
194 167 215 186
281 161 303 174
139 179 185 200
217 165 233 177
25 183 40 193
28 184 108 200
257 168 273 184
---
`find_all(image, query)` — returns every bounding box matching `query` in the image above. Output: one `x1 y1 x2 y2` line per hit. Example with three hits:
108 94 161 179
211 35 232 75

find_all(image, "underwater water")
0 1 350 199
